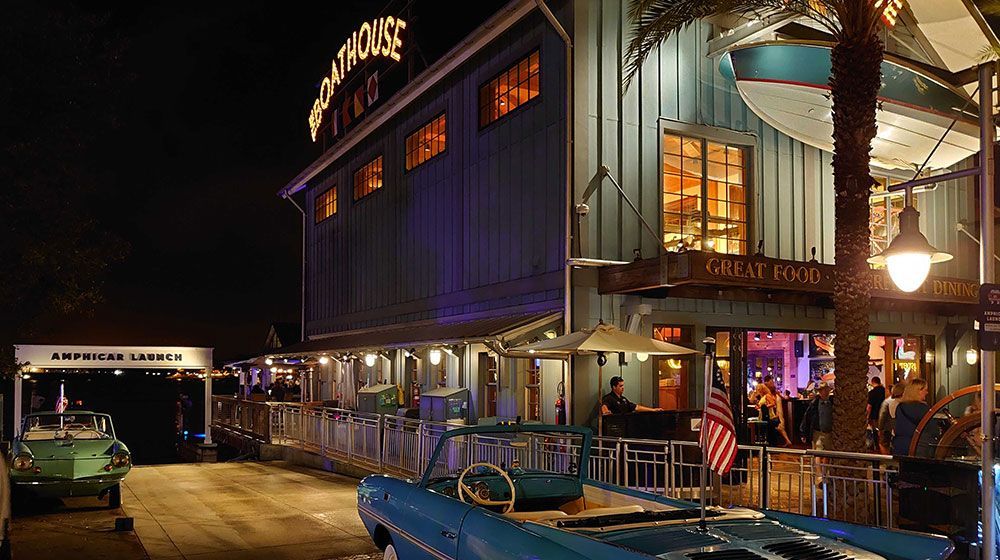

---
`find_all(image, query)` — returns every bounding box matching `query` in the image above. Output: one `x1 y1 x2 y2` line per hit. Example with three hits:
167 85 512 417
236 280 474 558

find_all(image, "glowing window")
354 156 383 201
869 176 915 265
479 50 539 127
314 186 337 224
405 113 446 171
662 132 749 255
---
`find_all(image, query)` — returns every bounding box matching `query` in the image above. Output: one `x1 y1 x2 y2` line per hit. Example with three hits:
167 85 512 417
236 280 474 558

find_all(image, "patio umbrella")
514 322 699 434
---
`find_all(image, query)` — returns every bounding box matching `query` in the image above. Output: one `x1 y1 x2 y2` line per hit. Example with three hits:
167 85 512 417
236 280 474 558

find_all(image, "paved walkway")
13 461 379 560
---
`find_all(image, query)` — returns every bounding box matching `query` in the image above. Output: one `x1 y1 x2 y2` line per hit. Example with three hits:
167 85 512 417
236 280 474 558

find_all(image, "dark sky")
30 1 507 363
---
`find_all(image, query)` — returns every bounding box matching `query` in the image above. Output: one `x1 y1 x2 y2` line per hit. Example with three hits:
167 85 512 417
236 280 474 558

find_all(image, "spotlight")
753 332 761 341
766 332 773 339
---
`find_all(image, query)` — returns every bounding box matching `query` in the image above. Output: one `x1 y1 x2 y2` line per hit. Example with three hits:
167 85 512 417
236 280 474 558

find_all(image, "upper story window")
869 176 916 262
662 131 749 255
406 113 446 171
314 185 337 224
479 50 539 127
354 156 383 201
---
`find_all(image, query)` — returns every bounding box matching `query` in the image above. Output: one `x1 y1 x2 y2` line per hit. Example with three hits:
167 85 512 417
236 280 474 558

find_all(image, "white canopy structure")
13 344 215 445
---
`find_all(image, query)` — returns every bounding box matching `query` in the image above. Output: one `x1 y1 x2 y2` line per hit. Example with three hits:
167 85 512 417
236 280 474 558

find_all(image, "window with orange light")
653 325 693 411
405 113 446 171
479 50 539 127
314 186 337 223
354 156 383 201
662 132 749 255
524 359 541 421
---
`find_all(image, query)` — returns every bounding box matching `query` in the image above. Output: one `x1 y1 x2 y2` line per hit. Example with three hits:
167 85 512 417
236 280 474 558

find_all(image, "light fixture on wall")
766 332 774 339
635 352 649 363
753 332 761 341
868 205 952 292
364 353 377 368
319 356 330 365
967 348 979 365
265 357 274 365
429 349 443 366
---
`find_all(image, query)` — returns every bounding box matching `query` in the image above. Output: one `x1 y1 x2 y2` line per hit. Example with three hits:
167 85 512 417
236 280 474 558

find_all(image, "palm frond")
622 0 872 93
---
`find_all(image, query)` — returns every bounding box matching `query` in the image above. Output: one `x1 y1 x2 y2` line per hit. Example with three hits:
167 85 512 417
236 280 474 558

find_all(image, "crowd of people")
248 377 301 401
750 374 950 458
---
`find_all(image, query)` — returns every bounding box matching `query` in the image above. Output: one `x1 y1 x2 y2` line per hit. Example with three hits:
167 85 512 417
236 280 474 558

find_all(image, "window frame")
404 111 448 172
314 184 338 224
651 324 695 410
659 119 756 256
868 173 917 263
523 358 541 421
478 48 541 130
353 155 384 202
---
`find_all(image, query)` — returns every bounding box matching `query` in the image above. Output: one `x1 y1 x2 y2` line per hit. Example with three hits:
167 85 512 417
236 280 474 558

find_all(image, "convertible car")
358 424 953 560
10 411 132 508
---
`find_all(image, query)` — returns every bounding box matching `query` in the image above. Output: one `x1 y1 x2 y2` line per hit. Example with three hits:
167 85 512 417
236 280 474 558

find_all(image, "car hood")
523 518 887 560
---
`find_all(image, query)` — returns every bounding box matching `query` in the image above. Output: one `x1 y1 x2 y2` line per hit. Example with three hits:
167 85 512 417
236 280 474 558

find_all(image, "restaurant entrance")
702 328 935 444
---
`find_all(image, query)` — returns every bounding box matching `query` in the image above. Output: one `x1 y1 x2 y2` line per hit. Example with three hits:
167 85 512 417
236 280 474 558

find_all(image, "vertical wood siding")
303 8 569 338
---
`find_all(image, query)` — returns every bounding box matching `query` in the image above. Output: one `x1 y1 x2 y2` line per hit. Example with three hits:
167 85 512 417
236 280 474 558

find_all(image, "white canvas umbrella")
514 323 699 433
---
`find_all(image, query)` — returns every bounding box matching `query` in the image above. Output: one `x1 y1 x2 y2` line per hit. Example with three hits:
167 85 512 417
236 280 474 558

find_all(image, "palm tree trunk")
830 33 883 453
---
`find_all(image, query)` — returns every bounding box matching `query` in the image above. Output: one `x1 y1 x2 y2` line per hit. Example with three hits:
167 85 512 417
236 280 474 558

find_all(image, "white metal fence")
211 397 898 528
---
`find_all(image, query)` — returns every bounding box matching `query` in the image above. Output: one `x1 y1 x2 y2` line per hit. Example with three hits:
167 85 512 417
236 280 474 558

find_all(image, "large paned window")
314 186 337 223
405 113 446 171
353 156 383 201
481 353 499 417
479 50 540 127
662 132 749 254
869 176 915 262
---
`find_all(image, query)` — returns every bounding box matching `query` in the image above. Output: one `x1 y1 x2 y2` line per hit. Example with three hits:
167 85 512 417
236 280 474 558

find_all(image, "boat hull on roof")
720 42 979 170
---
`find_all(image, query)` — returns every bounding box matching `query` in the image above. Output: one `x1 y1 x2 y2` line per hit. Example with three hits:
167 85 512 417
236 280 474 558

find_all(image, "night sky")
22 1 507 363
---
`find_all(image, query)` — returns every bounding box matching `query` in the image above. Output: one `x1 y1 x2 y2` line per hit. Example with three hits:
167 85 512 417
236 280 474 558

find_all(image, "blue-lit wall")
302 7 569 339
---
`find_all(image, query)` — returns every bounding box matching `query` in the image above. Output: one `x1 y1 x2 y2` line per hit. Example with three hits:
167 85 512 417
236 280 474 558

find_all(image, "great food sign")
307 16 407 142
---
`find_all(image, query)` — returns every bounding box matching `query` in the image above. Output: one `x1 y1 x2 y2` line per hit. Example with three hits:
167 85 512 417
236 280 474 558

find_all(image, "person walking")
758 376 792 447
891 378 930 456
876 381 905 455
800 382 833 482
866 377 886 450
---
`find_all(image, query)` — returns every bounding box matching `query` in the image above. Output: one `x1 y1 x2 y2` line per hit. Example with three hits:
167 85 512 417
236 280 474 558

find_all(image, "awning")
250 311 563 360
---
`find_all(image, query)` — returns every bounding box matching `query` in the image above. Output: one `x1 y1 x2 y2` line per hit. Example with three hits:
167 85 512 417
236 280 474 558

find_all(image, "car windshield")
23 414 113 441
422 427 588 482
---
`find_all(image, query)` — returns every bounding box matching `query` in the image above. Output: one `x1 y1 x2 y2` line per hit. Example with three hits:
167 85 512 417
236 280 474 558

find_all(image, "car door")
402 487 473 560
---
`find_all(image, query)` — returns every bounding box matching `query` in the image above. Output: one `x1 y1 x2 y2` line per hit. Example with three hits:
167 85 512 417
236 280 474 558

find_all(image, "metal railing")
210 397 898 528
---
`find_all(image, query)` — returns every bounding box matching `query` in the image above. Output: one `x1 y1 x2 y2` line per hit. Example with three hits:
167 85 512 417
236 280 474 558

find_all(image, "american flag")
701 364 737 475
55 383 67 413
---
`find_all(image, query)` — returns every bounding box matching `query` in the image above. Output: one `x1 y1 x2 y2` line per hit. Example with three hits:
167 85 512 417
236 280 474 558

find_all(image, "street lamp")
867 205 952 292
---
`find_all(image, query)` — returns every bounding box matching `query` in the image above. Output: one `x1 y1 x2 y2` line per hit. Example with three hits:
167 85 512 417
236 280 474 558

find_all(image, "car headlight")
12 453 33 471
111 452 131 468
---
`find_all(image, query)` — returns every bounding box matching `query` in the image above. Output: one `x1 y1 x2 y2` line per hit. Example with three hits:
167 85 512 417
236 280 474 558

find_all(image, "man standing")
800 382 833 481
866 377 886 449
601 376 662 415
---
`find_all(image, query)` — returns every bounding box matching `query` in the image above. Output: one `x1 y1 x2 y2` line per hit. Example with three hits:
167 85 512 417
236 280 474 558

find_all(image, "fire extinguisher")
554 382 567 425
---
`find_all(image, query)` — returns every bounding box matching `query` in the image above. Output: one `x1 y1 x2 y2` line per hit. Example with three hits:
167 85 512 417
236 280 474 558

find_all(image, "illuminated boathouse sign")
307 16 408 141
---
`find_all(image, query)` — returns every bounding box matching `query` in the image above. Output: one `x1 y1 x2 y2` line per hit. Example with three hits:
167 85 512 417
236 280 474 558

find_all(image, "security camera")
575 203 590 216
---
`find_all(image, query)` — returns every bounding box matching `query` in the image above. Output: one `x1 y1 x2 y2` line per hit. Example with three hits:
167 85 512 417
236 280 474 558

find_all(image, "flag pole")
700 336 716 532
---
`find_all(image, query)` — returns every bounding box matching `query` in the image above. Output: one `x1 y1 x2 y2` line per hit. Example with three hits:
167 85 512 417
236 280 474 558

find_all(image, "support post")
204 367 214 446
979 61 996 560
13 372 22 437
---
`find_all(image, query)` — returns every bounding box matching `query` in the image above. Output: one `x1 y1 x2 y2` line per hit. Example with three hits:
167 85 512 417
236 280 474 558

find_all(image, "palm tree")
625 1 887 452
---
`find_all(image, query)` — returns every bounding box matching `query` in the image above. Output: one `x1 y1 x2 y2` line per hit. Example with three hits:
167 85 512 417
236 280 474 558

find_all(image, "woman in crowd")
876 381 905 455
891 378 930 456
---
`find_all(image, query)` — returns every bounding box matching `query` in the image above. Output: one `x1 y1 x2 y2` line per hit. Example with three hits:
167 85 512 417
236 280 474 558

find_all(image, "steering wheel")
457 462 516 514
